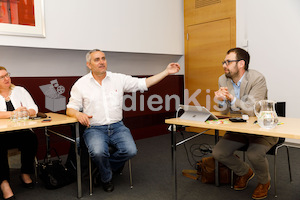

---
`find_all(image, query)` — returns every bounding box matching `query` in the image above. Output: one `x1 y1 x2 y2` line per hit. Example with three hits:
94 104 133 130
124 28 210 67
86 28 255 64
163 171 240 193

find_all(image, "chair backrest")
275 102 286 117
267 102 286 154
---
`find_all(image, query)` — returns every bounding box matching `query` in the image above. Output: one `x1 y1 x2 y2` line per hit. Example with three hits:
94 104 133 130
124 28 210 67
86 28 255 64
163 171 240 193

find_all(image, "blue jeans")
83 121 137 183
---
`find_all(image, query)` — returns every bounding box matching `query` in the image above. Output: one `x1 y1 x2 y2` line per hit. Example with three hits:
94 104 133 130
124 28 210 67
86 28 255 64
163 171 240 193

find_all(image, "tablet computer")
179 105 218 122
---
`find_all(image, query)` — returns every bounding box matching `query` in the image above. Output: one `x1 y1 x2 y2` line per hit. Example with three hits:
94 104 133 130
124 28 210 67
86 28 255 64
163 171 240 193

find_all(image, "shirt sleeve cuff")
139 78 148 91
66 104 80 111
230 97 237 105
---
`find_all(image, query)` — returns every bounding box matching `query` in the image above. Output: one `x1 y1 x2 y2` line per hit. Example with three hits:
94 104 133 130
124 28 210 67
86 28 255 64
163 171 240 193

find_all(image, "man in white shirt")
66 49 180 192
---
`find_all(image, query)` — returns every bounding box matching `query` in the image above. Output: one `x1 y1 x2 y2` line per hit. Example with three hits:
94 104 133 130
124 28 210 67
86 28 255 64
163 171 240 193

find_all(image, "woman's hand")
14 106 27 112
14 107 36 117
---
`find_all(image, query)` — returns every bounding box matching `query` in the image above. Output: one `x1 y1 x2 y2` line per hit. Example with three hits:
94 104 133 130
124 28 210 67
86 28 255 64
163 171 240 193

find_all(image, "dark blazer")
218 69 268 116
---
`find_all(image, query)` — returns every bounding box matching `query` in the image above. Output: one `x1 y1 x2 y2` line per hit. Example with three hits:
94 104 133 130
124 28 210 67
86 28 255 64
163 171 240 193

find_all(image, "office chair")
230 102 291 197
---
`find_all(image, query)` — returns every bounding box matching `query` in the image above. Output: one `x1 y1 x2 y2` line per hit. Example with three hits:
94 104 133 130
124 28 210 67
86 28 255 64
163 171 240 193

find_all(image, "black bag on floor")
65 124 94 179
39 148 75 189
65 141 91 179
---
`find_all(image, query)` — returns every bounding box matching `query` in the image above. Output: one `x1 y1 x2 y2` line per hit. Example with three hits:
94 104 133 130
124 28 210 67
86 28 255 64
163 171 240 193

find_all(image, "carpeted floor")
6 132 300 200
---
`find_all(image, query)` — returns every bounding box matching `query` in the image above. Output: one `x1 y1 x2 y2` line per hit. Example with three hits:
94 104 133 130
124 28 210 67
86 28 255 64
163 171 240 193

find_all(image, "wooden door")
185 19 232 110
184 0 236 134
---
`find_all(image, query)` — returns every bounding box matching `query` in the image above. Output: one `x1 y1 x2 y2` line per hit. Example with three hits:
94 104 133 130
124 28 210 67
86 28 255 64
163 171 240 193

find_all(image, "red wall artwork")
0 0 35 26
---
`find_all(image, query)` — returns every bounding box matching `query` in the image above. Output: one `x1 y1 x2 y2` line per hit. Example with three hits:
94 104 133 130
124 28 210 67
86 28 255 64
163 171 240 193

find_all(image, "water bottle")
10 111 17 122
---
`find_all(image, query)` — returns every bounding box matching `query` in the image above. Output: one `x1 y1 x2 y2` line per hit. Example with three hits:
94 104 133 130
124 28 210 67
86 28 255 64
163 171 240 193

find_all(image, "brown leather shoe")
234 168 255 190
252 181 271 199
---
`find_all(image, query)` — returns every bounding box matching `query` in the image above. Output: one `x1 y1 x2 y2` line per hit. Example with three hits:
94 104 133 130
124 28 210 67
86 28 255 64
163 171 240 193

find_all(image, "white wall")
0 46 184 77
0 0 184 55
236 0 300 118
0 0 184 77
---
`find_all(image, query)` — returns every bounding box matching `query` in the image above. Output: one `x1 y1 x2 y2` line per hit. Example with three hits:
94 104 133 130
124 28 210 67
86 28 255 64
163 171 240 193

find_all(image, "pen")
42 119 52 122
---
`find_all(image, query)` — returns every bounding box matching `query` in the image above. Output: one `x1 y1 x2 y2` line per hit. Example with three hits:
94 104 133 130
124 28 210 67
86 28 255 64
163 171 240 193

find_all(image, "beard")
225 71 232 79
224 64 238 79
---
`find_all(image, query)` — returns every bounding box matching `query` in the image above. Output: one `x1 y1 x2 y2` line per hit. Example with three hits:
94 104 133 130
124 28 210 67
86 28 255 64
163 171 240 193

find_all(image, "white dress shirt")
0 86 38 113
67 71 148 126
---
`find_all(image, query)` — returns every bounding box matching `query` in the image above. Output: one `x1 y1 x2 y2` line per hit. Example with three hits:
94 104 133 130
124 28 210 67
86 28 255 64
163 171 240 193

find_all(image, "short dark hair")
227 47 250 70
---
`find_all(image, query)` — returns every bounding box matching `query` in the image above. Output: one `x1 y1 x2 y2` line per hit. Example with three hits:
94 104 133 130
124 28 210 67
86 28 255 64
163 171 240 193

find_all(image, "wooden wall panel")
184 0 236 110
184 0 236 134
184 0 235 26
186 18 232 109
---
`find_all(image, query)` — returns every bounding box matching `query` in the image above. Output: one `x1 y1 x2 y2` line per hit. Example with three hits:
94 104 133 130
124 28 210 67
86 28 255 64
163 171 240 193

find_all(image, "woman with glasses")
0 66 38 200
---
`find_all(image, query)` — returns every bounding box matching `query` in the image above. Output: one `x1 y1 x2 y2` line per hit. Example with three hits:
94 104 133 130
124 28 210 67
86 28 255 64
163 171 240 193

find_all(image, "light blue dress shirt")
219 73 245 106
230 73 245 105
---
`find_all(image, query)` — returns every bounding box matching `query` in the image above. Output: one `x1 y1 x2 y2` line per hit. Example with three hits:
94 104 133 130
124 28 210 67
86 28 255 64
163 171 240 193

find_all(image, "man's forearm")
145 69 168 88
66 108 79 118
0 111 13 119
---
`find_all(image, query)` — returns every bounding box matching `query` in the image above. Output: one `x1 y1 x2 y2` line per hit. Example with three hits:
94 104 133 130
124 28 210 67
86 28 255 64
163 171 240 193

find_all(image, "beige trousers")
212 132 279 184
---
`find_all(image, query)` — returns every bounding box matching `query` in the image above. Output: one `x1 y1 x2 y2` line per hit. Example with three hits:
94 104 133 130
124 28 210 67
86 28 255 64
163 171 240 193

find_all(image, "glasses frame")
0 73 11 80
222 59 241 66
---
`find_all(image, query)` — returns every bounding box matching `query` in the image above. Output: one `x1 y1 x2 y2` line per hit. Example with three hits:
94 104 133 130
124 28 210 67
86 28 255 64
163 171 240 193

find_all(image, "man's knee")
90 145 108 159
212 147 225 161
246 150 266 163
125 146 137 158
212 143 235 162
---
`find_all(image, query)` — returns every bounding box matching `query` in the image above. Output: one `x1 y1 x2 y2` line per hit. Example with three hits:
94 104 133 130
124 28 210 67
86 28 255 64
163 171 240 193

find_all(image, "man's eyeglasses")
0 73 11 80
222 60 241 66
